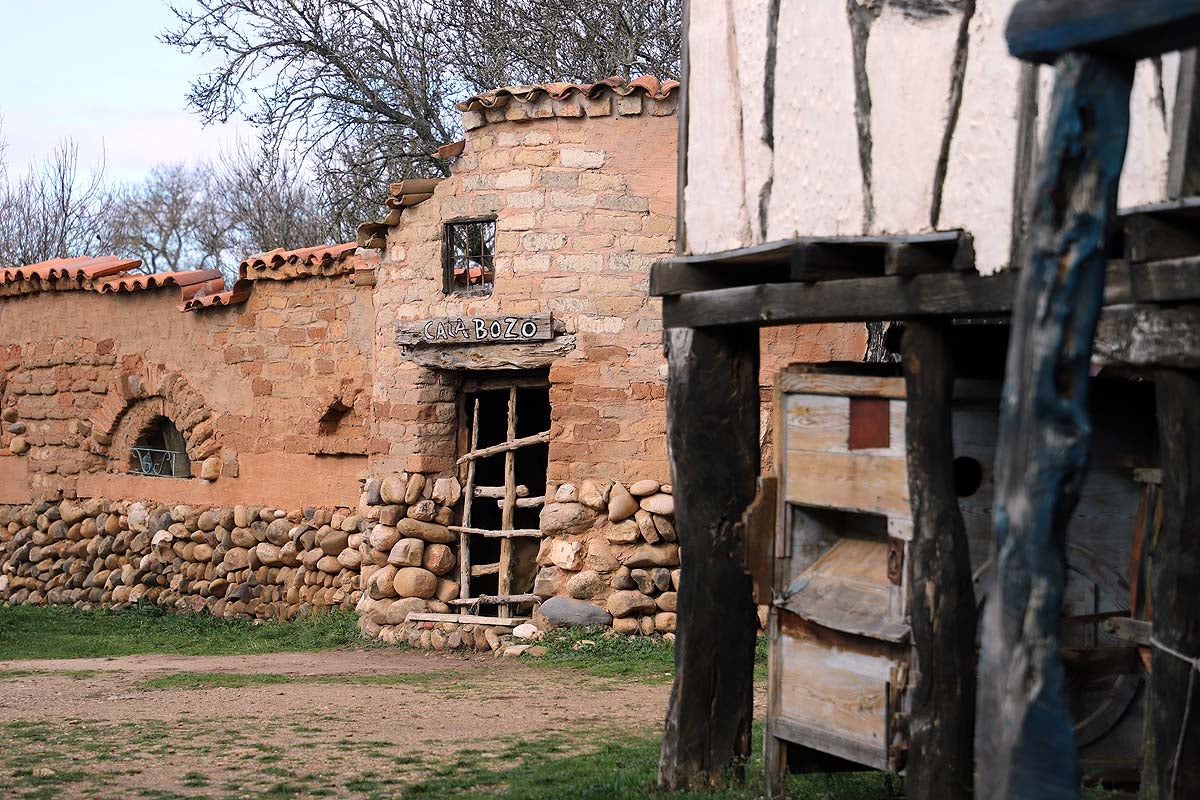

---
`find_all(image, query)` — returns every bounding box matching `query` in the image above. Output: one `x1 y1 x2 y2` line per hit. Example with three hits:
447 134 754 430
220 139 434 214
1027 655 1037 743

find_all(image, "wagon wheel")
974 543 1142 747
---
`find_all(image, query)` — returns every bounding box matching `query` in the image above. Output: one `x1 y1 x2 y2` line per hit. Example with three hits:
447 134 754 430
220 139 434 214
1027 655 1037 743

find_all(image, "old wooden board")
395 313 553 346
774 612 905 771
785 450 909 518
778 538 909 643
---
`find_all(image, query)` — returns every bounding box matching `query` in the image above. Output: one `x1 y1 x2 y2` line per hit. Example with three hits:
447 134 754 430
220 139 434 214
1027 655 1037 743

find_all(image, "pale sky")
1 1 248 183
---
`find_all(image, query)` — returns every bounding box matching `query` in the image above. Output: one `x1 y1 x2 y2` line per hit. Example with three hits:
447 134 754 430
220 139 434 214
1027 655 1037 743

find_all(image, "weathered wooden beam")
1169 50 1200 199
1093 305 1200 368
448 593 540 606
657 258 1200 328
1151 369 1200 797
1007 0 1200 64
901 321 976 799
659 326 760 790
975 53 1134 800
406 612 528 626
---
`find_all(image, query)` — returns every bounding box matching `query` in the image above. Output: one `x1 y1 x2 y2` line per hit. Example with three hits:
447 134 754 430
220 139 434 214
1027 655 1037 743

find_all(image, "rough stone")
601 520 640 545
385 596 427 625
431 477 461 506
407 499 437 522
395 518 455 543
200 457 221 481
578 479 610 511
619 543 680 568
404 473 425 504
380 475 408 505
654 612 677 633
629 479 661 497
583 539 619 573
554 483 578 503
387 538 424 567
369 524 401 552
653 515 677 542
566 569 605 599
634 510 660 543
533 566 560 598
607 482 638 522
611 566 636 590
605 590 657 617
536 596 613 628
320 529 350 556
651 568 673 592
393 567 438 599
639 493 674 516
548 539 583 570
630 568 655 594
435 578 460 603
539 502 595 537
656 591 678 612
422 543 456 575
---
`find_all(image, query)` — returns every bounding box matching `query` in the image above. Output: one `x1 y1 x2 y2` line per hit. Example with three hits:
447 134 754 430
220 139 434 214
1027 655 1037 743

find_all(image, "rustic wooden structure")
654 3 1200 793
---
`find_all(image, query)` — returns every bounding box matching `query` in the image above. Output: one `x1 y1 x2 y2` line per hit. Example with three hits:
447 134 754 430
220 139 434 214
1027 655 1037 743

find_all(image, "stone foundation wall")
534 478 678 635
0 498 366 617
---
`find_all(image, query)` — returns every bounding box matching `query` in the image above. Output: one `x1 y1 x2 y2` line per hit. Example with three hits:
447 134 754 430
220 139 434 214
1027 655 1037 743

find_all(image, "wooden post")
975 53 1133 800
659 326 760 790
1151 370 1200 798
902 321 976 799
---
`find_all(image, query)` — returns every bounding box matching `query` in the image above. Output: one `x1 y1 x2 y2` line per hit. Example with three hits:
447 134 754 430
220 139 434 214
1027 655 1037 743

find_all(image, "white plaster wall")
938 0 1024 275
684 0 1184 273
731 0 774 244
765 0 864 241
867 5 962 235
683 0 752 253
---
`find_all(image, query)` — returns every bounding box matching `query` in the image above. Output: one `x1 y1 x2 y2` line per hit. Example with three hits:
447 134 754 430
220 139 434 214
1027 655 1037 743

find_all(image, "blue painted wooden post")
974 53 1134 800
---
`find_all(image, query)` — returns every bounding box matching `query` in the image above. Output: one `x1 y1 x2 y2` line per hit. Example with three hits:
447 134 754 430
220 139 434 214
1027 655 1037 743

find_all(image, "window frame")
442 216 498 296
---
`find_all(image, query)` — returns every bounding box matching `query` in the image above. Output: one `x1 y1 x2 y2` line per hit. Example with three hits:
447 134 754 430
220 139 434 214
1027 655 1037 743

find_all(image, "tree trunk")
658 326 760 790
1151 369 1200 798
975 53 1133 800
902 320 976 798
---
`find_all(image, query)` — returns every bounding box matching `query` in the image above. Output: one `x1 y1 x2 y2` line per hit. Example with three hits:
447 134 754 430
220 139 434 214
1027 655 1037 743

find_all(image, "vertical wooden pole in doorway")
658 325 760 790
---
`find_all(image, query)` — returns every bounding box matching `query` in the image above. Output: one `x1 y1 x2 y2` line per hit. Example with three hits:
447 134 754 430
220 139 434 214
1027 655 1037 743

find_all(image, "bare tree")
161 0 682 186
0 139 113 267
213 142 340 253
106 163 229 275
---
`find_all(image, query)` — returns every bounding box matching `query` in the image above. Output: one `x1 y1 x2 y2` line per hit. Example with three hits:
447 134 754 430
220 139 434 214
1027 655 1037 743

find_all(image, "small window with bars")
444 218 496 294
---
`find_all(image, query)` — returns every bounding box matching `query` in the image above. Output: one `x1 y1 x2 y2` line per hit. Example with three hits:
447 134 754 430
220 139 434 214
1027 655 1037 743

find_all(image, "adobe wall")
1 269 374 508
0 253 377 618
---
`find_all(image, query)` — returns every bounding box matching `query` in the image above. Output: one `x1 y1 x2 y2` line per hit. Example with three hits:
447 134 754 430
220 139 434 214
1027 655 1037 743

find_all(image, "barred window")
129 416 191 478
444 219 496 294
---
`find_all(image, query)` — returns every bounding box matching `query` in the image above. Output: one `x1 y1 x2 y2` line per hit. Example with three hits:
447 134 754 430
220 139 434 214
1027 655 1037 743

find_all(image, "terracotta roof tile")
238 242 358 280
456 75 679 112
181 278 253 312
0 255 141 287
94 269 225 300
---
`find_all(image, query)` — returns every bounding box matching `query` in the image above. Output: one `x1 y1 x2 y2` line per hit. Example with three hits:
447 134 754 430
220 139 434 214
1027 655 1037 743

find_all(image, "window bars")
130 446 188 478
444 219 496 293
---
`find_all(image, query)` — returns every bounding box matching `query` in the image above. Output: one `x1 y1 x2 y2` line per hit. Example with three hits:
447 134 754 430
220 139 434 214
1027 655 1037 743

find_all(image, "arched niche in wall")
89 364 227 480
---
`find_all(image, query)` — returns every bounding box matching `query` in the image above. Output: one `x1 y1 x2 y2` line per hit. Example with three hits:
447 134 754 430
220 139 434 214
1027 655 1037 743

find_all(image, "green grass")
0 604 364 660
398 725 900 800
139 670 445 691
534 626 770 683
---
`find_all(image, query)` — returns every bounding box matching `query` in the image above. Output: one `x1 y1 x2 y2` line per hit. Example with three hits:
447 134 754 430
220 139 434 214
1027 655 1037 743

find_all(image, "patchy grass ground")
0 607 887 799
0 605 363 660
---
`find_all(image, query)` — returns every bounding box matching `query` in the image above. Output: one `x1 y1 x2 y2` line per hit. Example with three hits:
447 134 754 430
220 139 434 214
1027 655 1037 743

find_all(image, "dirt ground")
0 649 683 799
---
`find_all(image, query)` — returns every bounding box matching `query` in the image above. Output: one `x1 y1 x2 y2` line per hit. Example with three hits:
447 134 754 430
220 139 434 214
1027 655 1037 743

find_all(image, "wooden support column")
975 53 1133 800
1151 370 1200 798
901 321 976 799
658 326 760 790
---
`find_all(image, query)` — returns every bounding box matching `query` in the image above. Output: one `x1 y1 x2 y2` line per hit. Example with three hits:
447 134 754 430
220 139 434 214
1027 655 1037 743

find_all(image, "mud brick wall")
370 92 681 484
0 262 375 509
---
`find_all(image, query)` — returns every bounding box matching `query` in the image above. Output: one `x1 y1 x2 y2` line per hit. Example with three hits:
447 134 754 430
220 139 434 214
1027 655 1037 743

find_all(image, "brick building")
0 77 863 645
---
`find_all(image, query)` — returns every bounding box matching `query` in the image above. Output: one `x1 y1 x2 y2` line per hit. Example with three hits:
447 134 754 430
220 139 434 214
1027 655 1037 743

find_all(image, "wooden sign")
395 313 553 346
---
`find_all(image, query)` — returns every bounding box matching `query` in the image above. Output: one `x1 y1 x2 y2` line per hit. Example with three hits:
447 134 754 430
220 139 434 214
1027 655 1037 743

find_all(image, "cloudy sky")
1 1 247 183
